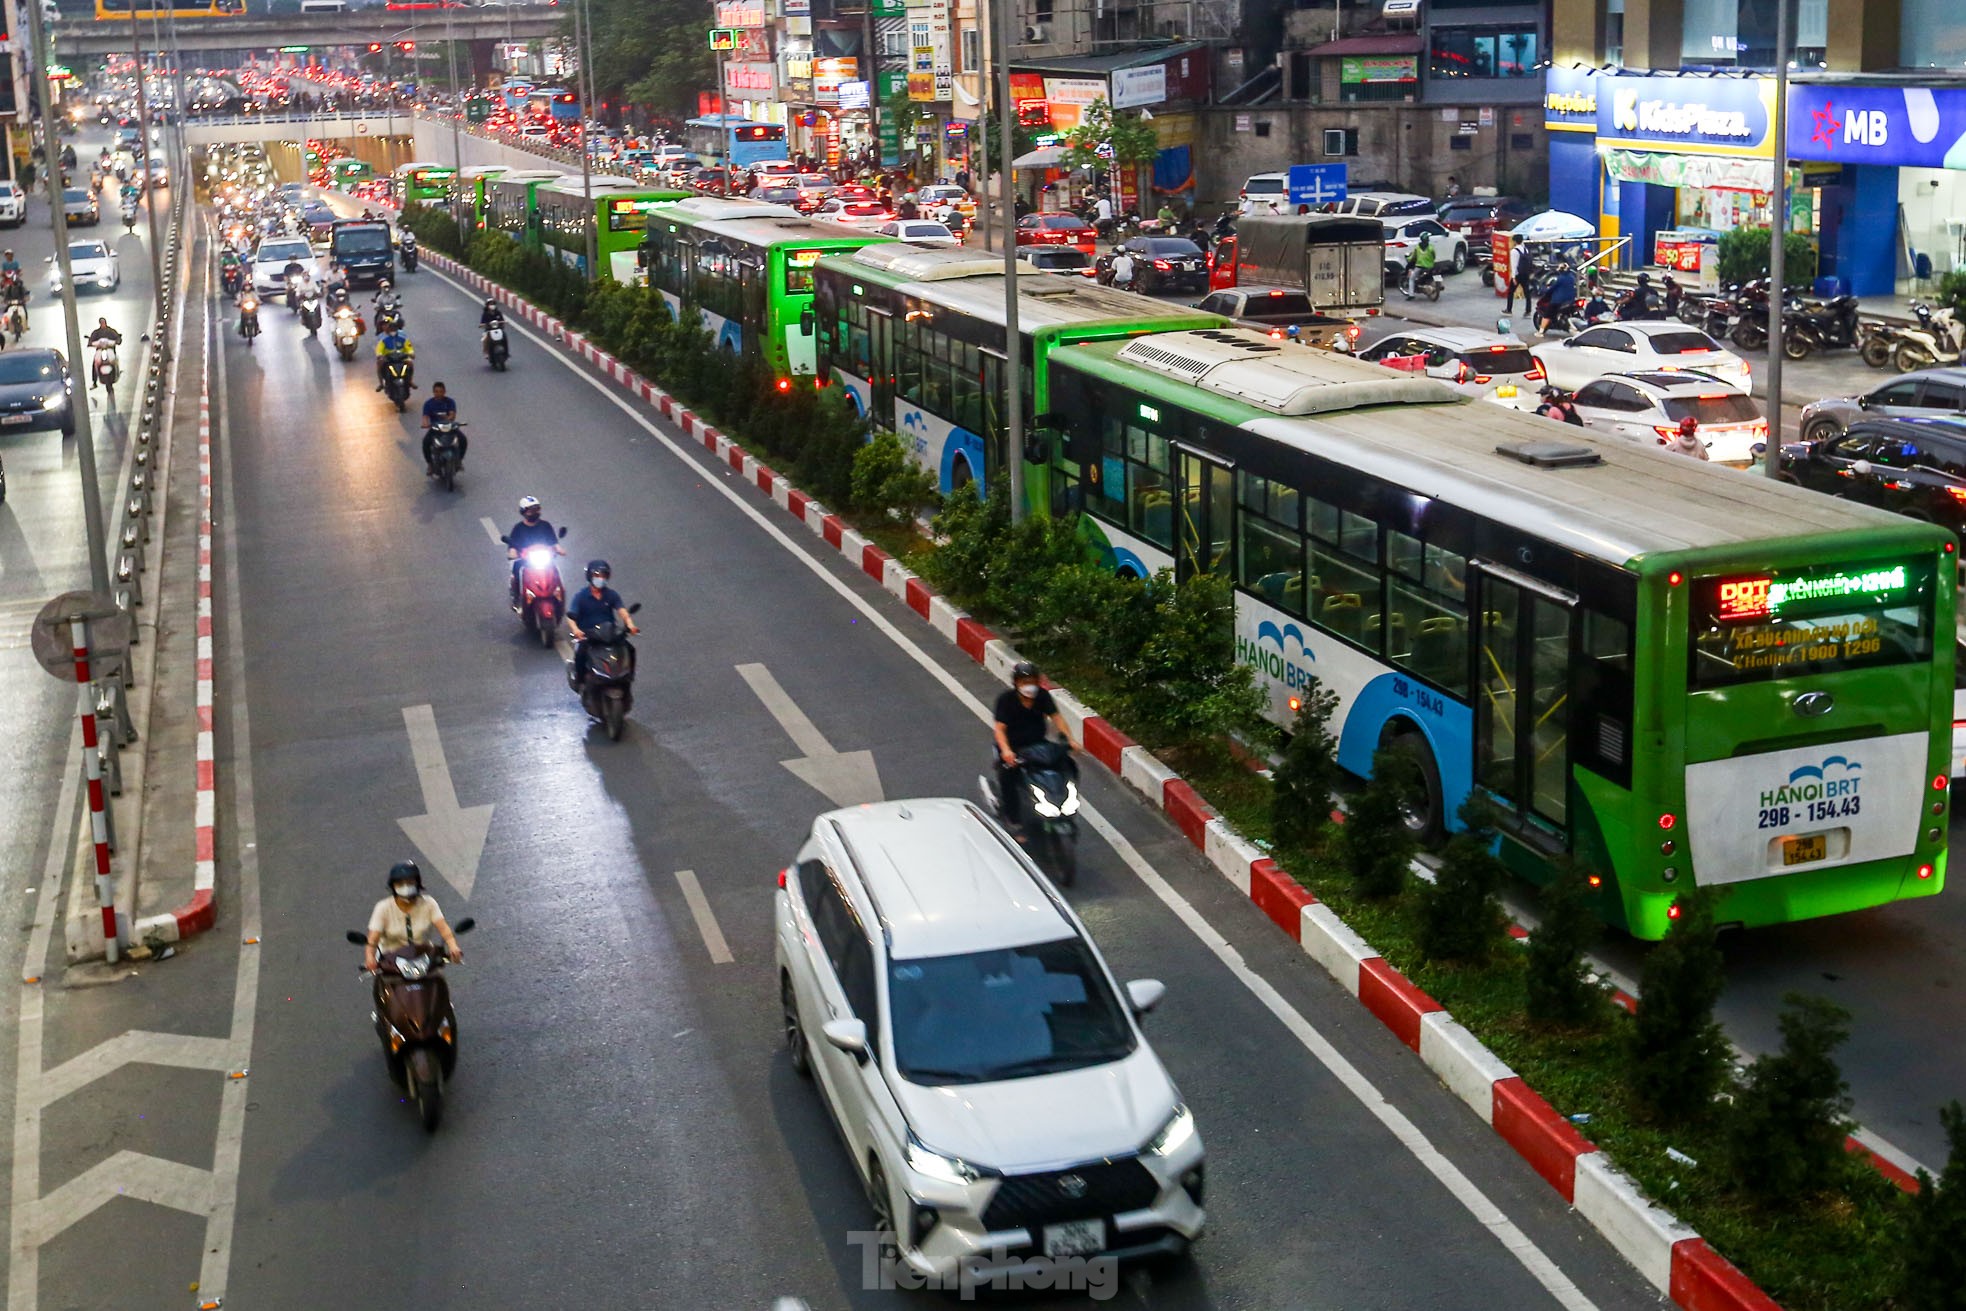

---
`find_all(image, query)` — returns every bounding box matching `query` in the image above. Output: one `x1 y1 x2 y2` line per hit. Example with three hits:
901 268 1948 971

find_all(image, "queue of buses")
418 179 1958 942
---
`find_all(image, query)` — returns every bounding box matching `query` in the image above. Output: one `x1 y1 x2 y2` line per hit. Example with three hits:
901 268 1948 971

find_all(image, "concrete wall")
1195 104 1549 208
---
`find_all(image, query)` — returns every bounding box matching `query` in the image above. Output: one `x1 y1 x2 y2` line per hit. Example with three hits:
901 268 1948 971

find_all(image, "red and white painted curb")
425 249 1799 1310
133 294 217 945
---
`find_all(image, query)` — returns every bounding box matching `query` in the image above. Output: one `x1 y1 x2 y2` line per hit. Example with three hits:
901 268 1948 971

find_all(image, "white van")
1238 172 1288 215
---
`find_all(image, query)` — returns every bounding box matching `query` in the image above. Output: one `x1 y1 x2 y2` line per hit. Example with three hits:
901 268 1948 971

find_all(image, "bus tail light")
776 378 791 392
1936 775 1950 791
1667 901 1683 920
1658 812 1677 830
1919 864 1936 880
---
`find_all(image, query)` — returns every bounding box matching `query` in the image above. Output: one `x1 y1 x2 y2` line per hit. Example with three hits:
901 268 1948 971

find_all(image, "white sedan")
50 240 119 294
1535 321 1751 394
251 236 321 294
876 219 960 248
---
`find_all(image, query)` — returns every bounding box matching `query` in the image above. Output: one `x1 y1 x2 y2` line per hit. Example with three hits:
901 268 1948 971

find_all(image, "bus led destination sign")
1715 563 1912 621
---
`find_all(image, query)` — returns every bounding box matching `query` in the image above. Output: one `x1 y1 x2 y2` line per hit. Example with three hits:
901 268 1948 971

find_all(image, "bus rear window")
782 248 822 294
1689 557 1935 688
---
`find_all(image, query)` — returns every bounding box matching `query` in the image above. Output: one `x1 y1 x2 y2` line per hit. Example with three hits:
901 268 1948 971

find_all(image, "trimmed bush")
1900 1101 1966 1309
1722 993 1853 1205
1342 748 1418 898
1524 861 1604 1029
1271 681 1342 852
1626 888 1731 1119
1416 798 1509 964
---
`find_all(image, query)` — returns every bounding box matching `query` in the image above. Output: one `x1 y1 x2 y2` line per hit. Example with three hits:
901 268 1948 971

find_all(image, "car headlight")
1146 1103 1196 1157
42 389 68 410
1031 784 1060 819
905 1131 989 1185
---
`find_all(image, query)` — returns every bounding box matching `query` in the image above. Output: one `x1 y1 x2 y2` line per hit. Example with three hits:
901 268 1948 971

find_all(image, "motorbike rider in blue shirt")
419 382 466 473
566 560 638 688
505 495 563 606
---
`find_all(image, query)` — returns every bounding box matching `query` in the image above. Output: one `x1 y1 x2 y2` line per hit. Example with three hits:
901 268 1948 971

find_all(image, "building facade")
1548 0 1966 295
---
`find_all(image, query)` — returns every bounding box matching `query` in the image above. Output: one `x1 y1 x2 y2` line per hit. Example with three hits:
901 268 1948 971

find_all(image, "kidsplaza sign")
1597 72 1773 153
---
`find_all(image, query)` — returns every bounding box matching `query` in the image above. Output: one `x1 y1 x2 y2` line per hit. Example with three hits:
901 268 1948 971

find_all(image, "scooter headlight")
1031 785 1061 819
523 547 555 570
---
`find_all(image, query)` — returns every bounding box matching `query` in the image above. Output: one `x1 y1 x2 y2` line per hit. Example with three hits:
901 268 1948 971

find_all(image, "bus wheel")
1385 728 1445 846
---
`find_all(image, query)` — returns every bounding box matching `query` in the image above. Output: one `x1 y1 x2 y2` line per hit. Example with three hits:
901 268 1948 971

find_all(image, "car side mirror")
1851 459 1873 475
344 930 366 945
1856 396 1870 409
1126 979 1167 1015
822 1018 869 1061
453 917 476 934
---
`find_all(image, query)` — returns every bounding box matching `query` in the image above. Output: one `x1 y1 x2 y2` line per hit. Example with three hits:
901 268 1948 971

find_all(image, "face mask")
523 512 540 522
392 884 419 900
1017 683 1039 697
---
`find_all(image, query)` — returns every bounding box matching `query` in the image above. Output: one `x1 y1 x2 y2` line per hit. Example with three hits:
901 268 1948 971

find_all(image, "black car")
1780 415 1966 534
1109 236 1208 293
0 350 74 437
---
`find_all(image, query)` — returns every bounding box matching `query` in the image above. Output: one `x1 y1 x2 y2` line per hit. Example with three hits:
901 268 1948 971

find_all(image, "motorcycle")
1793 294 1862 351
285 271 303 313
1892 301 1965 372
331 305 362 361
343 918 476 1132
484 318 509 371
91 341 118 391
1860 319 1910 369
1400 263 1443 303
400 239 420 274
380 349 415 412
374 301 405 335
121 201 139 233
220 263 244 297
566 603 642 741
426 415 463 490
237 294 260 346
299 288 323 336
978 740 1082 886
501 526 568 646
2 299 26 344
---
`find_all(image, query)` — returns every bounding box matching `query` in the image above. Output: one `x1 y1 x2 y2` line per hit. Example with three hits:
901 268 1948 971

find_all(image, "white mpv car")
775 799 1205 1286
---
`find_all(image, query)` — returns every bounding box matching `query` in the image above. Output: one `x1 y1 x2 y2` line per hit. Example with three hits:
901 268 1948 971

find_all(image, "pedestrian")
1663 415 1709 461
1508 241 1534 314
1445 175 1462 199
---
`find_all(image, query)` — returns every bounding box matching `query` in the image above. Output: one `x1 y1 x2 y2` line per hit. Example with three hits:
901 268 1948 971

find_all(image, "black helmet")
1011 659 1040 682
1539 384 1563 400
387 860 423 893
1636 272 1652 285
586 559 612 583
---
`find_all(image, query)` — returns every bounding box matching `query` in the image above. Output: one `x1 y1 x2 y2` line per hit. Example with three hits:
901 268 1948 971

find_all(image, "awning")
1300 33 1424 58
1013 146 1067 170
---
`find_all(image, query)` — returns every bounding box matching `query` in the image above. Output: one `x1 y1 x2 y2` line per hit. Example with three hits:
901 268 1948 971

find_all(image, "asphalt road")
88 237 1667 1308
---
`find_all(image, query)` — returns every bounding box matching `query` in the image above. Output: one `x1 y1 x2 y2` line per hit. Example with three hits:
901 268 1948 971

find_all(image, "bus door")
867 307 895 425
1471 563 1574 834
1173 446 1234 580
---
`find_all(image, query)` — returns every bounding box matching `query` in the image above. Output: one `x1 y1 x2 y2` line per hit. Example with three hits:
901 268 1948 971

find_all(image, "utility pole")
23 0 109 597
974 4 990 251
447 5 466 245
131 18 167 338
573 0 595 274
1763 0 1790 479
995 0 1022 521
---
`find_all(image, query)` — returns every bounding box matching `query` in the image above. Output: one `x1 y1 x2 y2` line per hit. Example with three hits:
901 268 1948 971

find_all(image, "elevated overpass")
52 7 561 57
180 109 413 144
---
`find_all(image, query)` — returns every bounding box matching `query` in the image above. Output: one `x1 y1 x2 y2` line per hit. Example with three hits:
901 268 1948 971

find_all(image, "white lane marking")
395 704 494 901
479 515 504 545
736 662 886 808
439 268 1602 1309
735 663 837 759
673 870 734 965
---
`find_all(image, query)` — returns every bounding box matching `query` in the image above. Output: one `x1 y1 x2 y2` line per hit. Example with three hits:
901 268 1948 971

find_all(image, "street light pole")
995 0 1023 522
23 0 110 598
573 0 595 274
447 7 466 246
130 19 168 338
1763 0 1790 479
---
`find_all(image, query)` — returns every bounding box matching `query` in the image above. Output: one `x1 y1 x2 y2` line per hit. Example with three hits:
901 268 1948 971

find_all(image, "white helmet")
518 495 541 516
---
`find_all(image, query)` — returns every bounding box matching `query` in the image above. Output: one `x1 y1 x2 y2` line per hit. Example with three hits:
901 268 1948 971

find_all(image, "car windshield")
1663 392 1761 424
0 354 60 385
1041 216 1084 228
1648 330 1721 355
796 176 832 188
887 937 1136 1085
258 241 310 261
69 243 107 261
334 227 391 254
63 190 90 205
1141 238 1202 255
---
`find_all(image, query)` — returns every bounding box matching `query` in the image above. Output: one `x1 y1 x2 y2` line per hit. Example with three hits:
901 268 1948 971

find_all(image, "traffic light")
397 41 414 51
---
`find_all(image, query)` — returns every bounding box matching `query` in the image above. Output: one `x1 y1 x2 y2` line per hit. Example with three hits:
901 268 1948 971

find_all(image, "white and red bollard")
70 616 119 965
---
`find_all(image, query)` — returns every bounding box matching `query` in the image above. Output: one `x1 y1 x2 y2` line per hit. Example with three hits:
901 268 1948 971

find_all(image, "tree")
1271 681 1342 852
1341 748 1417 898
1722 993 1853 1205
1625 888 1731 1119
582 0 715 120
1416 798 1509 963
1900 1101 1966 1310
1524 861 1604 1029
1060 97 1160 202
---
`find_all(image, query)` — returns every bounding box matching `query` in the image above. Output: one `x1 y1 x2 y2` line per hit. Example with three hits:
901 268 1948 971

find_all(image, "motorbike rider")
0 250 20 284
86 317 123 349
1534 385 1584 426
1107 244 1136 291
565 560 639 688
1618 271 1658 321
1664 414 1709 460
220 249 245 295
373 279 404 331
992 660 1077 828
362 860 462 974
479 297 506 353
1534 265 1577 335
419 382 466 473
375 327 415 391
1404 233 1437 296
505 495 563 605
3 274 29 332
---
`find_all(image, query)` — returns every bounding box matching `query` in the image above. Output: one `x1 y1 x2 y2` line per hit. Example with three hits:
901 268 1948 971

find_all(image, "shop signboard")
878 70 909 99
814 56 856 106
1112 64 1167 109
879 117 901 164
1787 84 1966 168
1339 55 1416 85
1597 71 1774 156
839 79 870 110
1044 77 1105 134
1543 65 1598 133
1653 229 1720 291
724 61 778 101
1012 71 1049 126
714 0 766 28
908 70 935 101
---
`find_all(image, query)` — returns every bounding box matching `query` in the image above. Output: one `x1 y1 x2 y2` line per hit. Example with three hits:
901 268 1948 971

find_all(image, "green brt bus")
485 170 568 245
449 165 509 232
813 244 1225 494
393 162 457 206
636 197 890 378
534 178 691 278
1031 327 1952 939
329 157 372 188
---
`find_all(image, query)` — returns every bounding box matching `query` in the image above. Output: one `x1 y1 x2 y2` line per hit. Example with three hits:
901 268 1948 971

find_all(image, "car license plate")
1042 1219 1105 1257
1 413 31 425
1781 834 1827 867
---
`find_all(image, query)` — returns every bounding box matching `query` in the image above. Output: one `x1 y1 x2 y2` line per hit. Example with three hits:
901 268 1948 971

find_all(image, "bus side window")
1386 530 1468 694
1308 497 1385 651
1574 609 1633 782
1238 471 1306 618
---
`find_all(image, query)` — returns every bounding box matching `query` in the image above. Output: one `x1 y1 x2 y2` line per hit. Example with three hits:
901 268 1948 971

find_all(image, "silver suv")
775 798 1204 1288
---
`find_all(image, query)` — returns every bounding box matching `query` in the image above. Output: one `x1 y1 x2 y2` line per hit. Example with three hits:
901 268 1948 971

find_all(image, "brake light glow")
777 867 789 889
1668 902 1683 920
1919 864 1936 879
1524 358 1546 381
1654 426 1682 442
1268 289 1285 297
1946 486 1966 504
1936 775 1950 791
1454 361 1472 383
1659 813 1677 830
1154 259 1172 270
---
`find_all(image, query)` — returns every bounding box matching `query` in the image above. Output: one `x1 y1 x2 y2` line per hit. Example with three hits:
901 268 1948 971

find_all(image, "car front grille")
981 1157 1161 1232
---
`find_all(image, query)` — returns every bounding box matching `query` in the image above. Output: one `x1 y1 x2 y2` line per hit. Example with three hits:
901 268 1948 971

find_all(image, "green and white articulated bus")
1032 327 1953 938
811 245 1224 493
634 197 889 379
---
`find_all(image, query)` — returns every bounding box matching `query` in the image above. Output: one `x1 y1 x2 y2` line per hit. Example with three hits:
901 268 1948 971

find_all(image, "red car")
1437 196 1533 257
1016 213 1097 254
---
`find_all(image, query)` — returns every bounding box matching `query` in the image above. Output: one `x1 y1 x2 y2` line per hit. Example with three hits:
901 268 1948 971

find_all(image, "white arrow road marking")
672 870 733 964
396 704 494 901
479 515 504 545
734 662 885 808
